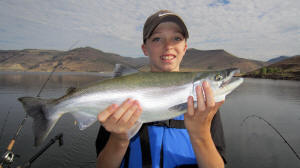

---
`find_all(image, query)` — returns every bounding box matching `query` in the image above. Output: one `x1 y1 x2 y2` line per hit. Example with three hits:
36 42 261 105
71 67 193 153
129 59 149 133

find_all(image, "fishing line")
0 107 12 144
241 114 300 161
13 40 80 145
37 40 79 97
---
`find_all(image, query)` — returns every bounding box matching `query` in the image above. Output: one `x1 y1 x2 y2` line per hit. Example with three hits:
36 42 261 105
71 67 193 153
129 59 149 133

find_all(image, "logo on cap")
158 12 174 17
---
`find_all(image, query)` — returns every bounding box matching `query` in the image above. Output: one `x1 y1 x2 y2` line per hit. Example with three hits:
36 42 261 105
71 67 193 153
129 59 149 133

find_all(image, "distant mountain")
0 47 148 72
243 55 300 80
0 47 264 73
180 48 266 73
267 56 290 64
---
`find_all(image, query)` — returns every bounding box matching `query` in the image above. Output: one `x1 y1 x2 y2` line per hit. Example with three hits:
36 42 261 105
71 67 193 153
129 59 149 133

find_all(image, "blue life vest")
121 115 198 168
95 111 226 168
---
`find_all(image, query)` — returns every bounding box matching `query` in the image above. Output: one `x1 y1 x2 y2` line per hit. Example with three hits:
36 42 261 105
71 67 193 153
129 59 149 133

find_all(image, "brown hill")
243 55 300 80
269 55 300 70
0 47 264 73
180 48 266 73
0 47 148 72
0 49 63 71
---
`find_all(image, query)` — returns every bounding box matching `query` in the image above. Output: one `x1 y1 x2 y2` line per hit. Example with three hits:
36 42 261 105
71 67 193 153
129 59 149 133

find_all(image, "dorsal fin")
113 64 139 77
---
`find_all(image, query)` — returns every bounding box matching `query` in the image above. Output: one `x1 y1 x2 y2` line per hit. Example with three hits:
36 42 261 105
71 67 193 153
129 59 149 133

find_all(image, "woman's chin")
159 65 179 72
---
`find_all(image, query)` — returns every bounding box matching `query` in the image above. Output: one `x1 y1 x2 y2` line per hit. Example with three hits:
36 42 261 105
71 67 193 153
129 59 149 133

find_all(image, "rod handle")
7 139 15 151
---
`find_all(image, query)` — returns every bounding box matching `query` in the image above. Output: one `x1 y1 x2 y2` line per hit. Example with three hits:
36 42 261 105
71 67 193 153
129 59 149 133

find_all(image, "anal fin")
72 112 97 130
128 121 143 139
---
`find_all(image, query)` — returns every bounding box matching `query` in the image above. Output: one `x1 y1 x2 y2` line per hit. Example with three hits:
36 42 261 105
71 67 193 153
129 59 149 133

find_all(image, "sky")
0 0 299 61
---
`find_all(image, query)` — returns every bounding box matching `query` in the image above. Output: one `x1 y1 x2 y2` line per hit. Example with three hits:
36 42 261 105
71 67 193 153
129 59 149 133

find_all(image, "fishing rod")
0 41 79 168
242 114 300 161
16 133 64 168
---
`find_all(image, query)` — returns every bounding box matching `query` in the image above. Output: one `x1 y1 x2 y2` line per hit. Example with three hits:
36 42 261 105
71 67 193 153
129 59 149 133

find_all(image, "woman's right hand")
97 98 142 142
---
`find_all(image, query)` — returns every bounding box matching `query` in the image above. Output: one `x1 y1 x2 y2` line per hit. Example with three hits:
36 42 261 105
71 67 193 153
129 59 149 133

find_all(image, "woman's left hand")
184 81 224 139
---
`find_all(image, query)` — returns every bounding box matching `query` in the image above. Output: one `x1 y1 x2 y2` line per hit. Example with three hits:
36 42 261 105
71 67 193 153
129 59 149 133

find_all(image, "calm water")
0 72 299 168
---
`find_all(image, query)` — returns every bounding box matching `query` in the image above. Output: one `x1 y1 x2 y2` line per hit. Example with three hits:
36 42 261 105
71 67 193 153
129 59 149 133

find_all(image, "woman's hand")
184 81 224 139
184 81 225 168
97 99 142 168
97 98 142 142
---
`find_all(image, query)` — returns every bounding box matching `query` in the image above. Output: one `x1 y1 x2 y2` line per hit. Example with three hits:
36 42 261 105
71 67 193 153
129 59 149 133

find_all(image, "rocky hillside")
180 48 266 73
0 47 148 72
0 47 265 73
243 55 300 80
267 56 290 64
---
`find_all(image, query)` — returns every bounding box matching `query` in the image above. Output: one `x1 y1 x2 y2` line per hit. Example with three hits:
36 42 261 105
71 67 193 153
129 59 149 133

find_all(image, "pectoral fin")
168 101 198 111
169 102 188 111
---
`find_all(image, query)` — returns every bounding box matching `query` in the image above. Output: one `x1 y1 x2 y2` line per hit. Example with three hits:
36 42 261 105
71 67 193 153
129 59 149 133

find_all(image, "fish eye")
215 74 223 81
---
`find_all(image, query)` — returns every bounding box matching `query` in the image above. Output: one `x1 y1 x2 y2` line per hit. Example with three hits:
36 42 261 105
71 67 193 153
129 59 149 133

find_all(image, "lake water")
0 72 299 168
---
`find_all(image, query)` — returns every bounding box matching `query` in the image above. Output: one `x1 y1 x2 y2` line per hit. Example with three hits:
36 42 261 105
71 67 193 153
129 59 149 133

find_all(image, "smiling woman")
95 10 227 168
141 22 187 72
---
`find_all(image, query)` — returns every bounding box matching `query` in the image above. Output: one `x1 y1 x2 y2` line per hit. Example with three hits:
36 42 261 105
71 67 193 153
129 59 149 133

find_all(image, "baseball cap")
143 10 189 43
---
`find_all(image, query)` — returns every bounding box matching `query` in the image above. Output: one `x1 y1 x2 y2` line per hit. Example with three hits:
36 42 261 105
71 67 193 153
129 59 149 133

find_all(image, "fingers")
113 98 134 121
98 99 143 130
202 81 215 108
126 105 142 128
97 98 133 124
186 96 195 116
98 104 118 123
193 81 218 116
196 85 205 112
119 100 139 124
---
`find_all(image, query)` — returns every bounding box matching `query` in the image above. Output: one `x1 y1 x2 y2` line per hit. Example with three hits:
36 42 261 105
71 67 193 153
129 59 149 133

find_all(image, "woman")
96 10 226 168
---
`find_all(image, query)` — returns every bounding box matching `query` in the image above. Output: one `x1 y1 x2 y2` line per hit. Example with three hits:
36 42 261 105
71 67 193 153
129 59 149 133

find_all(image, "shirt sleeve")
95 126 111 156
211 110 227 164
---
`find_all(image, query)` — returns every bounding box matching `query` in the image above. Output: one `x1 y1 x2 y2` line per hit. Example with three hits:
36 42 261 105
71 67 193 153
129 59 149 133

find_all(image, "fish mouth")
220 69 241 88
160 54 176 63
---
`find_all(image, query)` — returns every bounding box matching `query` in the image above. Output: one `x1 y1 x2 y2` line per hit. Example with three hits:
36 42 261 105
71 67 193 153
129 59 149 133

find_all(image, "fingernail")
196 85 202 92
111 104 118 110
132 100 138 107
127 98 133 104
203 81 209 88
188 96 193 102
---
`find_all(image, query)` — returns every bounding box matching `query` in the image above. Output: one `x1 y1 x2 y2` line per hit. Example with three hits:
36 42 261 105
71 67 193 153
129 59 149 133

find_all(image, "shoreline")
0 70 113 77
1 70 299 81
242 74 300 81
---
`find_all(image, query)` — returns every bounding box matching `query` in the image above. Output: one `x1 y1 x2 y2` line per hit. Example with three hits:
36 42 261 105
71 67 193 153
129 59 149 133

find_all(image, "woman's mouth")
160 55 176 63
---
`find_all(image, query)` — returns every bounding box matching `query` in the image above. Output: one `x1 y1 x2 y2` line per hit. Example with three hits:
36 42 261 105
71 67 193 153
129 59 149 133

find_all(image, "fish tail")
18 97 58 146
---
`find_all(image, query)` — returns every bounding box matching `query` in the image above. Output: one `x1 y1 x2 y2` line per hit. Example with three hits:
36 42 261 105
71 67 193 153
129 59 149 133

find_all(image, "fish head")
192 68 243 102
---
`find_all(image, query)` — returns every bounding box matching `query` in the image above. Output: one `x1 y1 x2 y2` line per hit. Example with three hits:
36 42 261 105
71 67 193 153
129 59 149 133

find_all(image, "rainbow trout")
18 65 243 146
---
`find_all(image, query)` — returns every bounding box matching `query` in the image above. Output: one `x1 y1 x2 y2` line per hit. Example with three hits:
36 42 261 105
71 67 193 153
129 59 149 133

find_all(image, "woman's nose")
164 39 174 50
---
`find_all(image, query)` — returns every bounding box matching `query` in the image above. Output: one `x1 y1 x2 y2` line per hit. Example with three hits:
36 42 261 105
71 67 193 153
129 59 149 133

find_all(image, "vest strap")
145 119 185 129
123 146 130 168
139 119 185 168
139 125 152 168
160 140 164 168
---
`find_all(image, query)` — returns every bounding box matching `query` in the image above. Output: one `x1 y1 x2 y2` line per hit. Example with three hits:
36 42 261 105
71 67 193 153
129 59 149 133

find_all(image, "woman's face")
142 22 187 72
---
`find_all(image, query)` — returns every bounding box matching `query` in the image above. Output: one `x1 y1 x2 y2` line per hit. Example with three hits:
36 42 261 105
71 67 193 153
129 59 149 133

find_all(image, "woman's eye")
152 37 160 42
174 37 183 41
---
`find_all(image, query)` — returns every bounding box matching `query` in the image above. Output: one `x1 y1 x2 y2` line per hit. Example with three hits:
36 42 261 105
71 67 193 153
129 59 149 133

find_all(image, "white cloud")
0 0 299 61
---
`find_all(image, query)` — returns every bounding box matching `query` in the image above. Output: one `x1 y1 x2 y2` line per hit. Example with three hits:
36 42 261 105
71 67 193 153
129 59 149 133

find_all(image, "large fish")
18 65 243 146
